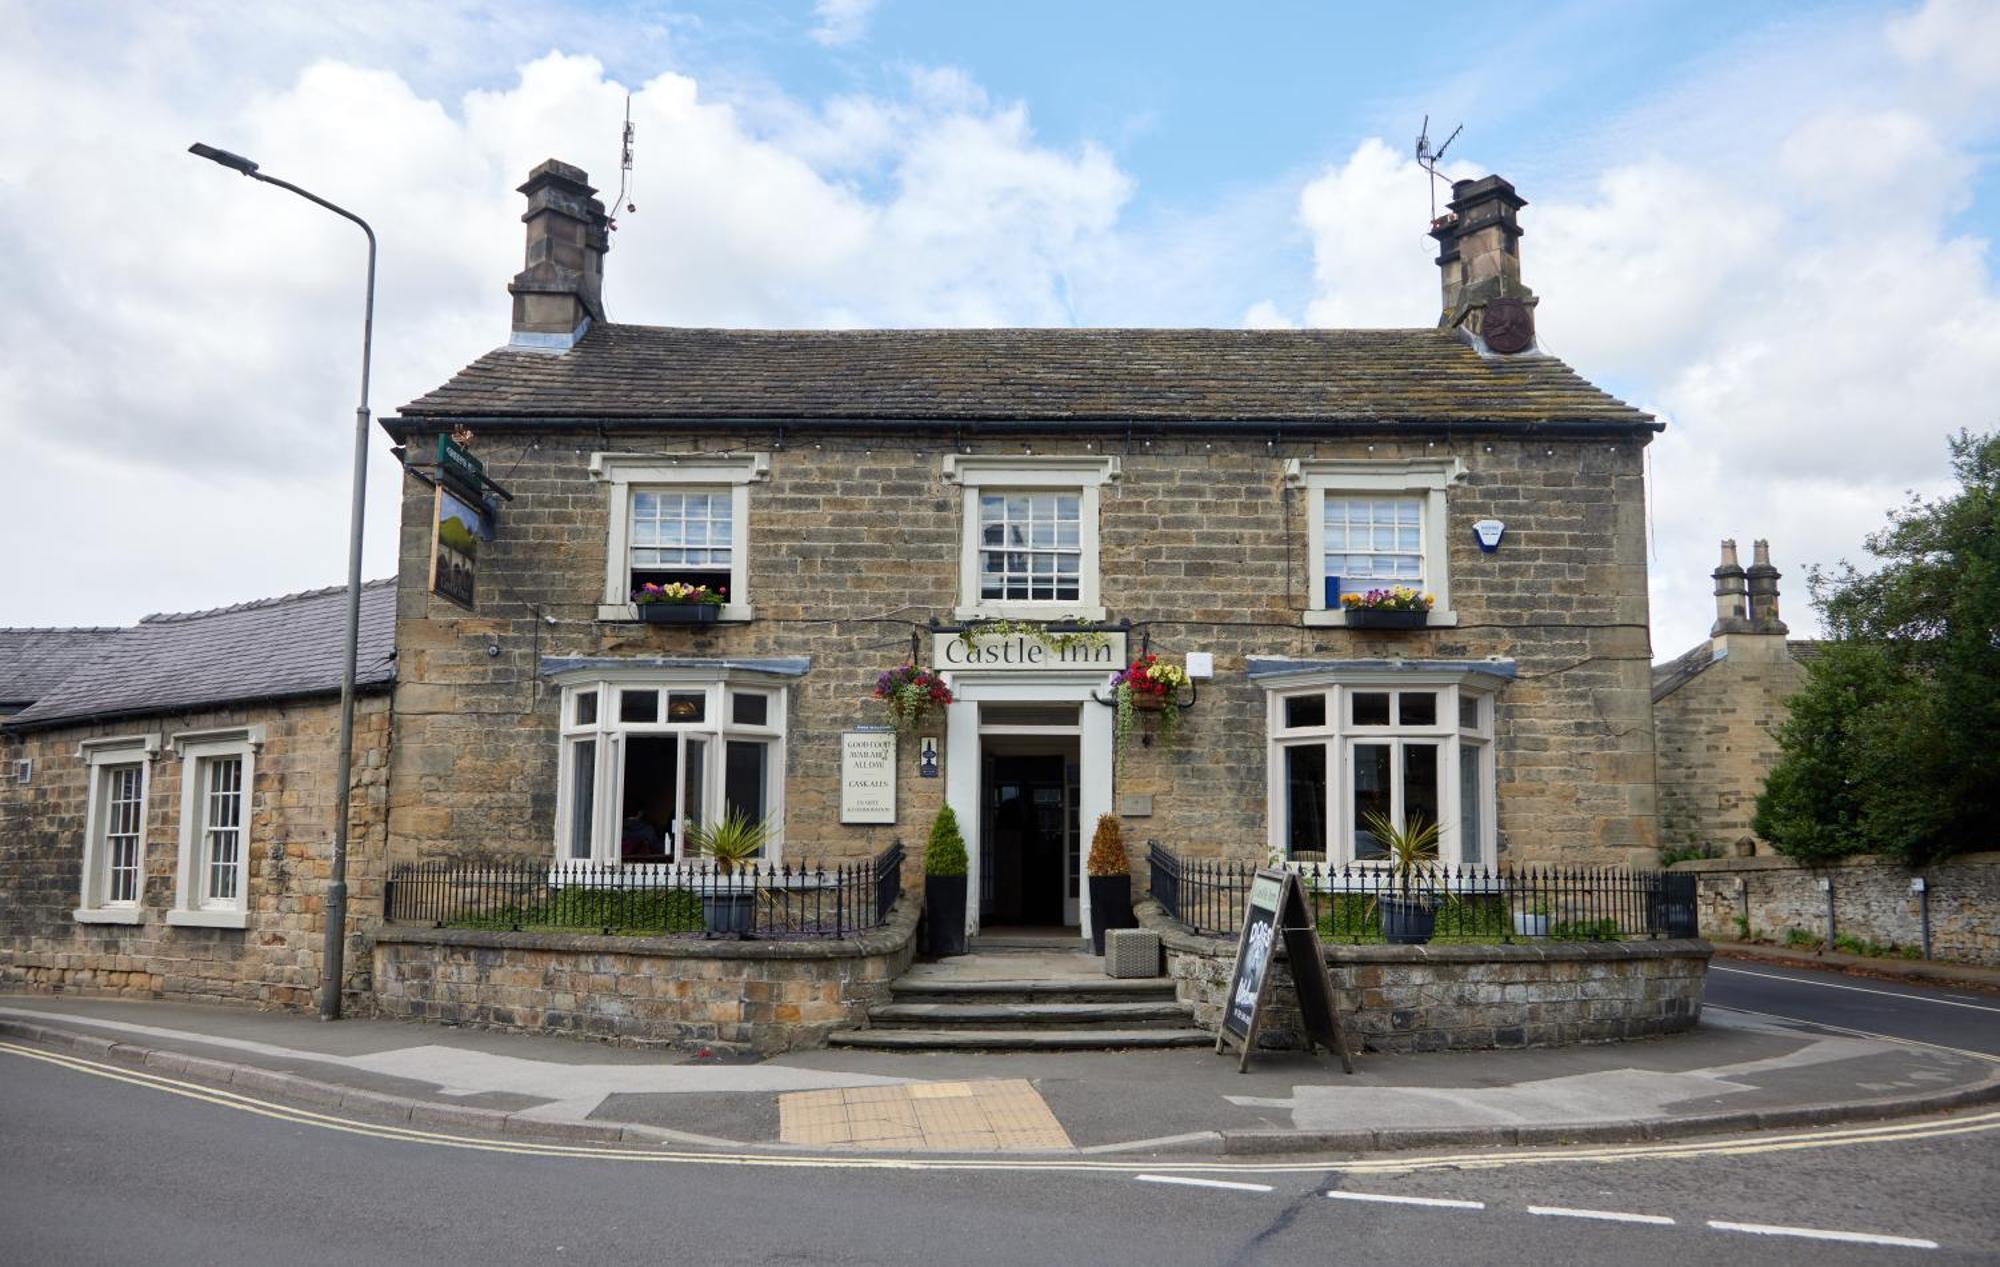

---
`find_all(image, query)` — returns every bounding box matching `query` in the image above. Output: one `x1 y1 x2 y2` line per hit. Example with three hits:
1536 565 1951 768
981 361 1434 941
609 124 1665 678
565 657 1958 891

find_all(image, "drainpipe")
1820 875 1835 949
1912 876 1931 960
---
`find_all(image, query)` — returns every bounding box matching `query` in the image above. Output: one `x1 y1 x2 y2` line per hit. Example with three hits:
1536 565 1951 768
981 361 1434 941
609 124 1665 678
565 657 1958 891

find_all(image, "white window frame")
590 452 769 623
1285 457 1465 627
1258 671 1498 868
167 725 264 929
74 734 160 924
943 454 1118 621
553 669 790 868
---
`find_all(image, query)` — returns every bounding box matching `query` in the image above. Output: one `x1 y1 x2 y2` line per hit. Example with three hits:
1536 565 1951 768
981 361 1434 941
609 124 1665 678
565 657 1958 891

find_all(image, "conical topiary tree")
926 804 968 877
1086 812 1128 877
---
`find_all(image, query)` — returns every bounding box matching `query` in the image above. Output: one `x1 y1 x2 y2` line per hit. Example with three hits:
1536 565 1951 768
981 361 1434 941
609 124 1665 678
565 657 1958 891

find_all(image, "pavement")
4 964 1997 1158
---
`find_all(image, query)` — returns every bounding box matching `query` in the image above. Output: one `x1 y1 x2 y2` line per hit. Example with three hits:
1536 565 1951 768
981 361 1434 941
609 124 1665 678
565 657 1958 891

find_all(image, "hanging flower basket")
1111 653 1192 765
873 664 953 734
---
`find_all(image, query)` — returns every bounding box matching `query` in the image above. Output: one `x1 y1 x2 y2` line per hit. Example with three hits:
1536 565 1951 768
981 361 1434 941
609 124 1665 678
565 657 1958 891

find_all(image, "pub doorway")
979 740 1081 930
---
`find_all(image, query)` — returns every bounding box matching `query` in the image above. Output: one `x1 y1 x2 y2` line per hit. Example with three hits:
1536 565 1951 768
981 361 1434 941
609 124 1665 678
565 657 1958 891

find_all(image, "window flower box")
1343 608 1428 629
637 603 720 625
633 582 725 624
1340 585 1433 629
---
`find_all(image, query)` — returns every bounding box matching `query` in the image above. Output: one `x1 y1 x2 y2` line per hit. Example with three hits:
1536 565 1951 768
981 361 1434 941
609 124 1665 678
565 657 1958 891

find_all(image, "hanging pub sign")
1216 868 1354 1074
840 728 897 824
429 485 481 610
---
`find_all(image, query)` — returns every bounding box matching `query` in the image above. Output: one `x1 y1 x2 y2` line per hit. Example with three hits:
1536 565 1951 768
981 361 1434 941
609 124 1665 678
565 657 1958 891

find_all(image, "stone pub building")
382 159 1662 950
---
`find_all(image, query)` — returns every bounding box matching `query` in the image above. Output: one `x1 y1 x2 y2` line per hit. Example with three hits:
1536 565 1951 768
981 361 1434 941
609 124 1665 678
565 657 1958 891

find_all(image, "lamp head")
188 142 259 176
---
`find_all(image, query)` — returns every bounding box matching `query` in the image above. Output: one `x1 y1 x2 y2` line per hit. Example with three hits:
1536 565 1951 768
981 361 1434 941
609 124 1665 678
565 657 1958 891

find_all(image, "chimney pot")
1745 538 1788 634
1711 538 1751 637
1430 173 1537 353
508 158 609 351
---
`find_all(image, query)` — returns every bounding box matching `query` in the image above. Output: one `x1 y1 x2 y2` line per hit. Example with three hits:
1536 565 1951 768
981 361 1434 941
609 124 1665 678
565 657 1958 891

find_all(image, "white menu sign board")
841 729 897 824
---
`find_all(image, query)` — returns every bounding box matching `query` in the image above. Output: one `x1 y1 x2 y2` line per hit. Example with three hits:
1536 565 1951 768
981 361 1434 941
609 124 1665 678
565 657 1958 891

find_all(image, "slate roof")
4 581 397 730
1650 638 1829 703
395 324 1656 430
0 627 125 710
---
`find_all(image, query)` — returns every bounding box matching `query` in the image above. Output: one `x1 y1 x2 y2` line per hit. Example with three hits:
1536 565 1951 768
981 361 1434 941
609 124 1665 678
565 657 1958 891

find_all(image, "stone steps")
827 1026 1213 1051
867 1000 1193 1028
826 954 1205 1051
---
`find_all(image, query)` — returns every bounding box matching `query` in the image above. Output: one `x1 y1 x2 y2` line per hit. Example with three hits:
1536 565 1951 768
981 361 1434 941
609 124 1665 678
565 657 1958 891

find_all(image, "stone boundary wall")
1139 902 1709 1053
370 899 917 1054
1671 852 1999 967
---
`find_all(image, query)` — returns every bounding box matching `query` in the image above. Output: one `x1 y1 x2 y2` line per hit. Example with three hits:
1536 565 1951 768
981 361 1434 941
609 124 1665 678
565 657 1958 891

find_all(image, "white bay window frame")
73 734 160 924
590 452 769 623
554 668 790 868
1258 668 1499 868
167 725 264 929
1284 457 1466 628
943 454 1118 622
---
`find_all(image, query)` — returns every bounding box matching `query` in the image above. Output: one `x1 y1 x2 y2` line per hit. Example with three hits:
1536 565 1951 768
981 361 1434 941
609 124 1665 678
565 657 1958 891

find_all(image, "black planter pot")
1088 875 1135 956
1380 895 1437 945
1343 607 1428 630
637 602 721 625
701 892 756 937
924 874 968 956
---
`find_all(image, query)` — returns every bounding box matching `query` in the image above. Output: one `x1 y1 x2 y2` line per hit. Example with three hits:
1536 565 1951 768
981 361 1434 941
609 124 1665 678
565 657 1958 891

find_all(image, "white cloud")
810 0 878 48
0 9 1131 624
1273 1 2000 658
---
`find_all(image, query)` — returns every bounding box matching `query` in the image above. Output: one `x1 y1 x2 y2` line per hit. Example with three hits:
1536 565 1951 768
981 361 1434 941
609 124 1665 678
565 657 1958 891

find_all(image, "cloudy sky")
4 0 1996 657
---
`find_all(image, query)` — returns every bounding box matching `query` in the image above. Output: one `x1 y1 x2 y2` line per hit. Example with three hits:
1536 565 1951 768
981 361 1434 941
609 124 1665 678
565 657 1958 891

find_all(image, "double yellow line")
4 1039 1996 1177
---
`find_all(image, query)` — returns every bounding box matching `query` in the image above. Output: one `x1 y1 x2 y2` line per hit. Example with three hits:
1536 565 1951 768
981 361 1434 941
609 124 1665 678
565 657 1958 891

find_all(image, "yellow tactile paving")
778 1079 1072 1151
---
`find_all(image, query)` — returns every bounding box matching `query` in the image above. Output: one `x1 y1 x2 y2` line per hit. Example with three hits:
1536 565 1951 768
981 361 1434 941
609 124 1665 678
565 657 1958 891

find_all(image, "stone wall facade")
1674 851 2000 966
1143 904 1708 1053
371 899 917 1053
387 430 1658 878
0 694 392 1008
1653 634 1805 858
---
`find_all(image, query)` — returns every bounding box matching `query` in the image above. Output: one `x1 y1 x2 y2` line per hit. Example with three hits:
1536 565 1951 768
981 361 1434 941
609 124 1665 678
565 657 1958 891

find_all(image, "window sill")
597 603 755 624
953 604 1108 624
166 908 249 930
72 907 143 925
1303 608 1458 629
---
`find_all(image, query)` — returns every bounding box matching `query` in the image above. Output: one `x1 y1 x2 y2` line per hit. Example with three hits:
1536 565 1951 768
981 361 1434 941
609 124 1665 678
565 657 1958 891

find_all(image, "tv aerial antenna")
1415 115 1462 221
610 95 637 229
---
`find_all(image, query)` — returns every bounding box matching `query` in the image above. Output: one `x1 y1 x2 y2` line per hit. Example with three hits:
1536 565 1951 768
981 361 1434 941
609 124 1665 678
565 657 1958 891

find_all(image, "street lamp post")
189 143 375 1022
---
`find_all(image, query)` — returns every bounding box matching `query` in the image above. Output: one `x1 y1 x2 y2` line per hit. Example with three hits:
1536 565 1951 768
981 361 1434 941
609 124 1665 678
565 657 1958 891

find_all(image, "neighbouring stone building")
379 159 1664 948
0 584 395 1007
1651 539 1820 860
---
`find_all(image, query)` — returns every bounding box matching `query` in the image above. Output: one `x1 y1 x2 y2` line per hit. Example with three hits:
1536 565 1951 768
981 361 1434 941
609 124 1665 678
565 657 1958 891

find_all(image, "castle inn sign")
932 630 1127 673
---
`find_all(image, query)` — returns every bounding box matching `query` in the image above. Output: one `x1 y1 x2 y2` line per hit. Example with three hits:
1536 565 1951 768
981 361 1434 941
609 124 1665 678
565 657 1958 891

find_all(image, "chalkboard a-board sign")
1215 868 1354 1074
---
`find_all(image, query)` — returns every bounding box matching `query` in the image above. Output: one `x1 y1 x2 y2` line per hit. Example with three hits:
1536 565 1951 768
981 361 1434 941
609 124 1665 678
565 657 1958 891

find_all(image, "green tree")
1755 431 2000 865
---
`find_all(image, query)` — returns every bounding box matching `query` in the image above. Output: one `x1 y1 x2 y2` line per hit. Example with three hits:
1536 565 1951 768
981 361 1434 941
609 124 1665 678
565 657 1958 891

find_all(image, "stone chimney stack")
1428 175 1539 355
508 159 609 351
1745 539 1789 635
1710 539 1750 637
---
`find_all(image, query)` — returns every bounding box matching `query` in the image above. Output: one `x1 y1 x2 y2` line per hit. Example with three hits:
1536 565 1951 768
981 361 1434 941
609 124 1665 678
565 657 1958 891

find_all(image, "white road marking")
1326 1191 1484 1210
1707 1003 2000 1063
1527 1205 1674 1225
1135 1174 1272 1193
1711 966 2000 1013
1707 1219 1938 1249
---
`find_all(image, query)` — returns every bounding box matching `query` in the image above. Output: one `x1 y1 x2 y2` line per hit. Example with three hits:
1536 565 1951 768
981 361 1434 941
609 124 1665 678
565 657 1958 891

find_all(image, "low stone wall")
1672 852 1999 966
371 898 917 1054
1140 902 1709 1053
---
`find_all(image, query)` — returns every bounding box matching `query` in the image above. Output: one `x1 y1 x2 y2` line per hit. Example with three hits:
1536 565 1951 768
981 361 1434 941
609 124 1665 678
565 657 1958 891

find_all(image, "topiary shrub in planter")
1085 813 1137 956
924 805 969 957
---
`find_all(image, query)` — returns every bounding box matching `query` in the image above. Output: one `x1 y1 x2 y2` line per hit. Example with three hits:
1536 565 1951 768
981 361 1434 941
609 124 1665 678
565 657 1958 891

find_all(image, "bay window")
1256 662 1504 867
554 667 791 865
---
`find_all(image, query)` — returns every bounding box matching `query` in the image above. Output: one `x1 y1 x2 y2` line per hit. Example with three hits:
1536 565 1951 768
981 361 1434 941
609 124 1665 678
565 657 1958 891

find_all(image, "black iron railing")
1147 843 1697 942
384 841 905 940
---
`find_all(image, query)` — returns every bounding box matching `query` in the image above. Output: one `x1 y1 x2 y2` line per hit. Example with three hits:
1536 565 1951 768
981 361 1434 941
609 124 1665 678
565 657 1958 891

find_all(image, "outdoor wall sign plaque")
1216 868 1354 1074
840 728 897 824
